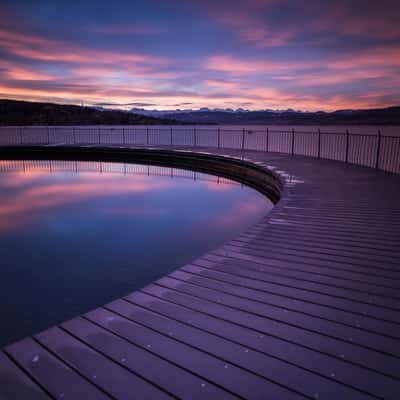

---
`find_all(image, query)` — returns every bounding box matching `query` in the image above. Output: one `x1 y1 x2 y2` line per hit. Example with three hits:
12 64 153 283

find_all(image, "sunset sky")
0 0 399 111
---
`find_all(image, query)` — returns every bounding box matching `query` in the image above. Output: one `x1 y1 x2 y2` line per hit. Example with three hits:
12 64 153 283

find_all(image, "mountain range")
1 99 400 125
130 106 400 125
0 99 179 125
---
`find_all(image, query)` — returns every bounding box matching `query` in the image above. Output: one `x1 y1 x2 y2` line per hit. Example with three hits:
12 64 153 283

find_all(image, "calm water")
0 160 272 346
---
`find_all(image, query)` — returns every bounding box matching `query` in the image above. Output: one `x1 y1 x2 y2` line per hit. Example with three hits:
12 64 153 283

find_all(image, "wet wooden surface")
1 146 400 399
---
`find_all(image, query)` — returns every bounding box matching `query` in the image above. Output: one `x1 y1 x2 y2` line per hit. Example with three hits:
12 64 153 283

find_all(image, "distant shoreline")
0 99 184 126
1 99 400 126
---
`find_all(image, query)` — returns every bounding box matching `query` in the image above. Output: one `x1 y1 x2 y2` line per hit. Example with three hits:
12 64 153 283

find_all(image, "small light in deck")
31 355 40 363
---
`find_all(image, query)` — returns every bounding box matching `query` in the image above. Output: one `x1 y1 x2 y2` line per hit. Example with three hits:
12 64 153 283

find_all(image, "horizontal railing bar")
0 126 397 136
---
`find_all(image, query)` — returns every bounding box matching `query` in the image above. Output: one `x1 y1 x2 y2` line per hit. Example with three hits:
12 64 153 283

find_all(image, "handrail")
0 126 399 174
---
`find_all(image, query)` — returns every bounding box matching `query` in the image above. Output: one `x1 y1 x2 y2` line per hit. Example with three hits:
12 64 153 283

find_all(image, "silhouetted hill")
159 107 400 125
0 100 180 125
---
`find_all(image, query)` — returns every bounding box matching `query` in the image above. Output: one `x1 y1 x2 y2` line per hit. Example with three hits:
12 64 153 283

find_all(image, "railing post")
20 126 23 145
345 129 349 162
98 127 101 145
170 127 173 145
375 130 382 169
318 128 321 158
122 127 126 145
217 127 221 148
242 128 245 150
291 128 295 155
73 127 76 144
47 126 50 144
266 128 269 152
194 127 197 147
146 127 149 145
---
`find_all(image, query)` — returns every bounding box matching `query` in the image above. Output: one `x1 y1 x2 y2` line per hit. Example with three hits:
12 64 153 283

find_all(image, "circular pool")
0 157 274 346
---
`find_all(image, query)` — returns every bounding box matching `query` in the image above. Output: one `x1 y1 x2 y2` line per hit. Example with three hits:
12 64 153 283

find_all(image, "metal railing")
0 126 399 174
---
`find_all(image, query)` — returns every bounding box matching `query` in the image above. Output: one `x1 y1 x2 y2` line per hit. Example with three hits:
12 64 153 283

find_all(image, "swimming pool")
0 159 273 346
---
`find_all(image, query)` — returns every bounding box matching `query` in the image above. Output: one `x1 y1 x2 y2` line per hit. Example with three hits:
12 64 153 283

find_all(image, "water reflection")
0 160 272 346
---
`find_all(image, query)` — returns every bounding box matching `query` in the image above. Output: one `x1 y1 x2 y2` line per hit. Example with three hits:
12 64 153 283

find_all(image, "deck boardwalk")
1 145 400 400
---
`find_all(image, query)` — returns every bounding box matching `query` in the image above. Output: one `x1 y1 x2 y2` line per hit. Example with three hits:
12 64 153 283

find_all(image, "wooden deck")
1 146 400 400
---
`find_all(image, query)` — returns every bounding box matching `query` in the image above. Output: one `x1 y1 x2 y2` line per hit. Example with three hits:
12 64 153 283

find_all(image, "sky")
0 0 399 111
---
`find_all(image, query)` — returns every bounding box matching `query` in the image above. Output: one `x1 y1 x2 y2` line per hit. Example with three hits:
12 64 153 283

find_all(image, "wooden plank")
177 265 400 338
237 232 400 267
221 244 400 289
228 240 400 281
85 307 304 400
0 351 51 400
153 276 400 357
233 236 400 275
199 255 400 323
160 273 400 355
5 338 110 400
214 248 400 297
143 280 400 379
246 224 400 253
241 231 400 260
125 291 400 399
209 244 400 293
246 225 400 253
35 326 173 400
105 299 373 400
211 249 400 310
196 255 400 314
61 317 237 400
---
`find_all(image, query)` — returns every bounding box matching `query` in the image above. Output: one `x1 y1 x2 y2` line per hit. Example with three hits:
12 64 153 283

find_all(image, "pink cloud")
0 28 169 66
331 47 400 69
207 55 285 74
205 79 240 90
295 69 388 87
